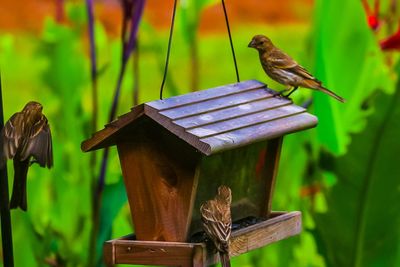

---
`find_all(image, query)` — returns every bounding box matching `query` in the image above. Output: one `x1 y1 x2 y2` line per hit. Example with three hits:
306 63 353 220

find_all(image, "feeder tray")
104 212 301 266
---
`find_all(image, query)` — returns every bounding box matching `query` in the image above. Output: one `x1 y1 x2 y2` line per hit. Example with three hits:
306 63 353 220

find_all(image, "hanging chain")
221 0 240 83
160 0 178 100
159 0 241 100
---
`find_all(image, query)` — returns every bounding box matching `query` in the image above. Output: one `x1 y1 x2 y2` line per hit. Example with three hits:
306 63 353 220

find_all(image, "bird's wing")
20 115 53 168
267 49 316 80
1 113 23 163
200 201 231 245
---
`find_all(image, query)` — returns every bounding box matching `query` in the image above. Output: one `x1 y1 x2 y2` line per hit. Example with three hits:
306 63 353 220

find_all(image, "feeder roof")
81 80 318 155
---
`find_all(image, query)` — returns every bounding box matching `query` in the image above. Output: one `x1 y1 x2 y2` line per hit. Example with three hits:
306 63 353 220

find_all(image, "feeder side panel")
117 123 201 242
189 141 274 235
260 136 283 217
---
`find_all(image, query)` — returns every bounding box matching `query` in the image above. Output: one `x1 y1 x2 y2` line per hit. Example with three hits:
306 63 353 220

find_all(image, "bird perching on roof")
248 34 345 103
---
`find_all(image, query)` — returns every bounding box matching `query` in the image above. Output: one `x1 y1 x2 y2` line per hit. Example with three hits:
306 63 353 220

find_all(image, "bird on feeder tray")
0 101 53 211
248 34 345 103
200 185 232 267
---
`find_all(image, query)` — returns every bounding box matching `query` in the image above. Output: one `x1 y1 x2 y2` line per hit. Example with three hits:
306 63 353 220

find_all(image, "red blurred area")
0 0 313 35
380 22 400 51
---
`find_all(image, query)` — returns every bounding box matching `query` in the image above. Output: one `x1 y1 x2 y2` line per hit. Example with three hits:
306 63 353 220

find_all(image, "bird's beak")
248 39 255 48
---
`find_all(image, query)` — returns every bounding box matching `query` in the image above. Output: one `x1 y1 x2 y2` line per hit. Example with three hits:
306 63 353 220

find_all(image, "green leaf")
314 73 400 267
96 177 127 266
312 0 394 154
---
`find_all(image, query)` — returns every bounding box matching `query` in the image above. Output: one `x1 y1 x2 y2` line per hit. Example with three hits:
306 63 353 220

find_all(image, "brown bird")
200 185 232 267
0 101 53 211
248 34 345 102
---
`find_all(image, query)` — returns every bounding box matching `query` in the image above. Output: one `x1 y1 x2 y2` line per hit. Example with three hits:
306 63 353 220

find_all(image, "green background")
0 0 399 266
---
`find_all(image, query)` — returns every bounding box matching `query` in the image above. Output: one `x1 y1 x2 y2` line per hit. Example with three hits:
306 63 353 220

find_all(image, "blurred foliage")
0 0 399 267
314 74 400 267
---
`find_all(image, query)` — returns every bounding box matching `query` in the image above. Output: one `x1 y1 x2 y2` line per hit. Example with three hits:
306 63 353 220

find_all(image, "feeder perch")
81 80 318 266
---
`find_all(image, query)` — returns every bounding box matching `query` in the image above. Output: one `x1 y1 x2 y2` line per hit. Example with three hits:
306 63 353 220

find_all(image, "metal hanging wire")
159 0 240 100
160 0 178 100
221 0 240 83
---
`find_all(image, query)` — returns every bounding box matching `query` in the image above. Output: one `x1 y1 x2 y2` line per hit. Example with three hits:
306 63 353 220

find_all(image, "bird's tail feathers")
302 79 345 103
219 251 231 267
317 85 346 103
10 160 29 211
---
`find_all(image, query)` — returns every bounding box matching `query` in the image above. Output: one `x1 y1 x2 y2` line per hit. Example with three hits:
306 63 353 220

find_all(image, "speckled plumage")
200 185 232 267
248 35 345 103
0 101 53 211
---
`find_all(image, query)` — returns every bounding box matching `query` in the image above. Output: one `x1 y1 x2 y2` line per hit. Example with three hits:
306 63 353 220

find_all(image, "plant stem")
133 38 139 106
86 0 99 266
190 37 199 92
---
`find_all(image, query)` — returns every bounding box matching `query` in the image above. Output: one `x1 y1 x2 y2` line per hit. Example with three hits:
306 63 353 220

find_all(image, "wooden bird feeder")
81 80 318 266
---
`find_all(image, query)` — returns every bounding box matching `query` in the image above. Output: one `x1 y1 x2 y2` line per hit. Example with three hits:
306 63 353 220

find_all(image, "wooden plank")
145 105 212 155
189 142 269 235
103 212 301 266
173 97 291 129
106 239 206 266
146 80 266 111
103 241 115 267
81 104 145 152
187 105 306 138
201 113 318 154
158 88 273 120
206 211 302 265
117 122 201 242
260 137 283 218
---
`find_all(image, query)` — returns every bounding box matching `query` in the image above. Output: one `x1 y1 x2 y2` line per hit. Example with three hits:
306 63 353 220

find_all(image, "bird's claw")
273 89 292 101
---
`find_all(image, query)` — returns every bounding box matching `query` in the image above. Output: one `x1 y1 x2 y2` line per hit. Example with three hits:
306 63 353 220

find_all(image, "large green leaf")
95 177 127 267
314 66 400 267
312 0 394 154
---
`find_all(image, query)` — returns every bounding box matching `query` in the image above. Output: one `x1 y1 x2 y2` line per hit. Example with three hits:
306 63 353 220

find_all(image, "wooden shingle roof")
81 80 318 155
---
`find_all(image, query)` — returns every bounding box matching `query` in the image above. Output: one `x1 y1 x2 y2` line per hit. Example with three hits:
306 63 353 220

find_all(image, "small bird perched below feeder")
0 101 53 211
248 34 345 103
200 185 232 267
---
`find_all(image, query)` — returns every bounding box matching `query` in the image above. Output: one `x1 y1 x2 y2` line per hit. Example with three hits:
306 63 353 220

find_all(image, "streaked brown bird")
200 185 232 267
248 34 345 102
0 101 53 211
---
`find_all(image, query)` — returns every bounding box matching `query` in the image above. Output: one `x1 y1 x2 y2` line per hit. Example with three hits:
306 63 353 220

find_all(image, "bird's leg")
284 86 298 98
272 87 290 97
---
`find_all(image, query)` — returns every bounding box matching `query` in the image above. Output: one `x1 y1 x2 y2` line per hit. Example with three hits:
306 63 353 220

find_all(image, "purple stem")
96 0 145 214
123 0 146 63
86 0 97 85
86 0 100 266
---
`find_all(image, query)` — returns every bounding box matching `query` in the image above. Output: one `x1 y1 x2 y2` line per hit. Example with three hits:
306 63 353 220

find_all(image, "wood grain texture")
173 97 291 129
147 80 266 111
260 137 283 218
190 141 269 235
117 121 201 242
103 212 301 266
201 112 316 154
81 80 318 155
206 211 302 265
158 88 274 120
81 104 144 152
104 239 206 266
